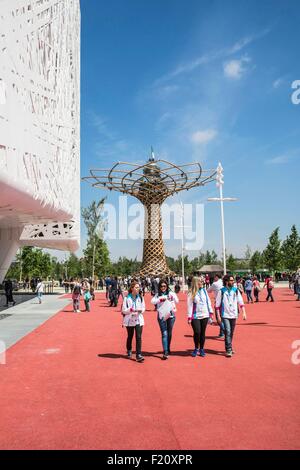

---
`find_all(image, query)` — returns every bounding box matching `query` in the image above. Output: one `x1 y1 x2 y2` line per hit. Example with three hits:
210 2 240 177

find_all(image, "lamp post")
207 162 237 275
19 247 23 284
64 252 68 279
175 202 192 291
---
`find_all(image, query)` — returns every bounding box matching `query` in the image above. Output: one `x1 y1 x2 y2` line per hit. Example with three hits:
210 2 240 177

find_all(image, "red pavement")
0 288 299 450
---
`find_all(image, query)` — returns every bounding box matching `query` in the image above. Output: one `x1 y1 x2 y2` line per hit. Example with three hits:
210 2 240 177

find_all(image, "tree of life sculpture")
83 154 217 277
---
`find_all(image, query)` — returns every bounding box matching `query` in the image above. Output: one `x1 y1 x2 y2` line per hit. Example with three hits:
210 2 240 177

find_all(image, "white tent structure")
0 0 80 281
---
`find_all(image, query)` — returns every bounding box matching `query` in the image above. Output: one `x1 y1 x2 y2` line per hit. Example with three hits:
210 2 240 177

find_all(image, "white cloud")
88 111 139 161
155 112 173 131
229 28 271 54
152 28 270 86
266 155 289 165
191 129 218 144
223 56 251 80
273 78 283 89
156 85 180 99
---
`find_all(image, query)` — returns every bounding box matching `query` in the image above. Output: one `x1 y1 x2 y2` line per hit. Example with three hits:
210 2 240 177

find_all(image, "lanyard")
127 294 139 310
193 289 210 318
224 288 236 308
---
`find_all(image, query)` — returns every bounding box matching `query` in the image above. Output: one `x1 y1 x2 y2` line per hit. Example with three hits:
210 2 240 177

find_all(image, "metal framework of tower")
83 156 217 277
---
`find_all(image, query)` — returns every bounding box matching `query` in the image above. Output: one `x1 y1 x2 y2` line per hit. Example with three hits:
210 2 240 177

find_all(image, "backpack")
84 291 91 301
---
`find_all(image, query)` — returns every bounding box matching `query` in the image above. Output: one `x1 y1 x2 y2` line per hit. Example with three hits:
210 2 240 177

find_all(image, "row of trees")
6 246 63 280
5 196 300 280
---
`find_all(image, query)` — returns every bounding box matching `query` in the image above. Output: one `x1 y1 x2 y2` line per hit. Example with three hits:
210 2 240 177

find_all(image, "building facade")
0 0 80 281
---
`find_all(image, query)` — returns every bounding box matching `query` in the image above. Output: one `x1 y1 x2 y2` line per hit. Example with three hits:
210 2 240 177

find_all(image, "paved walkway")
0 288 299 449
0 294 71 349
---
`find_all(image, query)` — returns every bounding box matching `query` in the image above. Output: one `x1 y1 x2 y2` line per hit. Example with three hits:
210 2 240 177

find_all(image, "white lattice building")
0 0 80 281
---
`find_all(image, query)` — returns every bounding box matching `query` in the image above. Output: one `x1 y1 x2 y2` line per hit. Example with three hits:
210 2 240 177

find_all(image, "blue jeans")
246 290 253 302
37 292 43 303
223 318 236 352
157 315 176 354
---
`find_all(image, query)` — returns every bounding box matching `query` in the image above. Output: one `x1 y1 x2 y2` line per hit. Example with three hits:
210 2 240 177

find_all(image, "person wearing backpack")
72 280 82 313
215 275 247 357
187 276 214 357
121 281 146 362
151 279 179 360
263 276 275 302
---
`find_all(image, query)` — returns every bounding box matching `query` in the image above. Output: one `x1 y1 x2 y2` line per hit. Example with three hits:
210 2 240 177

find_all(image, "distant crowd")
54 269 299 363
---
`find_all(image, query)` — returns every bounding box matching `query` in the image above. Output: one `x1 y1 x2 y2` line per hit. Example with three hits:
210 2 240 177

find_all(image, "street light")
64 252 68 279
207 162 237 275
175 201 192 291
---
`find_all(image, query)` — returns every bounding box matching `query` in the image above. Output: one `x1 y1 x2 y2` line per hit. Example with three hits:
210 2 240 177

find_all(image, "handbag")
158 299 173 321
84 291 91 301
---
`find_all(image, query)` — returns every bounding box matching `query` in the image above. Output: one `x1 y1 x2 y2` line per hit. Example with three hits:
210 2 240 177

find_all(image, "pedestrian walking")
121 281 146 362
72 279 82 312
207 274 224 337
36 278 44 304
252 276 261 302
264 276 275 302
215 275 247 357
3 279 16 307
151 279 179 360
82 279 91 312
187 276 214 357
244 277 254 303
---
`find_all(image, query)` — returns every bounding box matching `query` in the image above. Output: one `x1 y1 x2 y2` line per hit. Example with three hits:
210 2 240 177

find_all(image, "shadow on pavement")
98 350 196 360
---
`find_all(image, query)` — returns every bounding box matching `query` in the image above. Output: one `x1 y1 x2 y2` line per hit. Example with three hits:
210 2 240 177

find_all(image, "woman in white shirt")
36 278 45 304
151 280 179 360
187 276 213 357
122 281 146 362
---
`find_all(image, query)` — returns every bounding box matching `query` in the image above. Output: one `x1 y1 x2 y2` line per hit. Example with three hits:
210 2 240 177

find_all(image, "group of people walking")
121 279 179 362
2 278 45 306
121 274 247 362
236 275 275 303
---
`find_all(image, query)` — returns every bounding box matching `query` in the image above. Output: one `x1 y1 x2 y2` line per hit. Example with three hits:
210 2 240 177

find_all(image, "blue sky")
79 0 300 261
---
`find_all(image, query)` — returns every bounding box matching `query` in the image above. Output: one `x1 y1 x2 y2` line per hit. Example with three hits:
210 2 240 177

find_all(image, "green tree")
249 251 263 274
227 254 237 272
205 250 212 264
166 256 176 273
81 199 110 279
6 246 54 280
263 227 282 274
83 237 110 278
110 257 142 276
66 253 82 279
245 245 252 260
5 260 20 280
281 225 300 271
211 250 219 264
